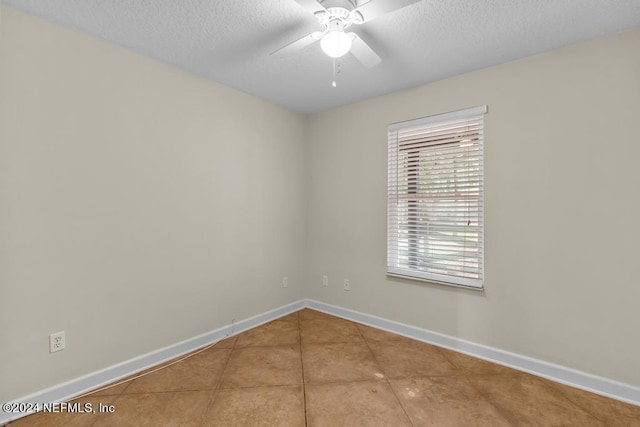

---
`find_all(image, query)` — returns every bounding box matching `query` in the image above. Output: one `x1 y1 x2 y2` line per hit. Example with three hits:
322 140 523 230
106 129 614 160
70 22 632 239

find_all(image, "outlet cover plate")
50 331 65 353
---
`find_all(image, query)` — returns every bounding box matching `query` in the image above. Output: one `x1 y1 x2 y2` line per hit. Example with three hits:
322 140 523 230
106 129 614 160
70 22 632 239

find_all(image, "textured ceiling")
3 0 639 113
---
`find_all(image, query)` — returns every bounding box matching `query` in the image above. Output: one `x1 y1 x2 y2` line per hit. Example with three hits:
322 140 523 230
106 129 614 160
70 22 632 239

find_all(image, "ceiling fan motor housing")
318 0 362 10
316 4 364 27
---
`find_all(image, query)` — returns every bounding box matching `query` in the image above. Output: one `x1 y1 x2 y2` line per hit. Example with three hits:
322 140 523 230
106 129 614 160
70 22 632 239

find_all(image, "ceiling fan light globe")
320 30 352 58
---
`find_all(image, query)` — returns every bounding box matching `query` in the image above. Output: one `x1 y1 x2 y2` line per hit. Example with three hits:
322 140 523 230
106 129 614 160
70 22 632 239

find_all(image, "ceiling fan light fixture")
320 28 352 58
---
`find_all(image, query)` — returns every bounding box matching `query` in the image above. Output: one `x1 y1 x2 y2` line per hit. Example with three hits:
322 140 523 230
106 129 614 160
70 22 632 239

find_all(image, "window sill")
386 272 485 292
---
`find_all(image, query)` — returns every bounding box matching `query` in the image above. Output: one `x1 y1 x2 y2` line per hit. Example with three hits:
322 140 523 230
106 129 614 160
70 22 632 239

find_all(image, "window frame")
387 105 487 290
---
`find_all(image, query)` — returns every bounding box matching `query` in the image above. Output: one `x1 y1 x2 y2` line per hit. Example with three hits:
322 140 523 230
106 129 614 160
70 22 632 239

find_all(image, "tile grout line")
430 343 459 372
461 367 611 425
462 372 547 426
196 336 238 426
355 324 415 427
431 343 517 426
461 375 516 426
298 310 309 427
530 374 608 425
550 389 611 425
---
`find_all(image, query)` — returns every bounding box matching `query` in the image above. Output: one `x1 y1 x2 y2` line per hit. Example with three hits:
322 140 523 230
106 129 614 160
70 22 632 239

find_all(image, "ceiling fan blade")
271 32 322 56
294 0 327 15
348 33 381 68
353 0 421 23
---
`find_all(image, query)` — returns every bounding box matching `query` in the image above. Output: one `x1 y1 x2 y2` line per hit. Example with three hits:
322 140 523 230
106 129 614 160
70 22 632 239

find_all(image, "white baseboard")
306 299 640 407
0 299 306 426
4 297 637 425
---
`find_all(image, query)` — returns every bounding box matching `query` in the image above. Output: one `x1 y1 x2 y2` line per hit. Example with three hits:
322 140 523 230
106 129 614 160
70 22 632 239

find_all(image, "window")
387 106 486 289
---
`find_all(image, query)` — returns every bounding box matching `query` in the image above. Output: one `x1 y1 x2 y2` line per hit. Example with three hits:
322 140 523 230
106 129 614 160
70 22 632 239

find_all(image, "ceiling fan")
272 0 421 68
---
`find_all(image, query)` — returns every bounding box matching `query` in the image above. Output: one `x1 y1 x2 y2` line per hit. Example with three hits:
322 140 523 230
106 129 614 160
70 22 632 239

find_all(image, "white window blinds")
387 106 486 289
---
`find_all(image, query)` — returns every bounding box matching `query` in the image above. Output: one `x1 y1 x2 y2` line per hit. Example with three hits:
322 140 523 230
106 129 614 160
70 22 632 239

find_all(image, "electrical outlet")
322 275 329 287
50 331 65 353
282 276 289 288
343 279 350 291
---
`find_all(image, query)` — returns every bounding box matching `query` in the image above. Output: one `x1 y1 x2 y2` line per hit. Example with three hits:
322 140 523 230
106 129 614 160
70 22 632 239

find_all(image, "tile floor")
9 309 640 426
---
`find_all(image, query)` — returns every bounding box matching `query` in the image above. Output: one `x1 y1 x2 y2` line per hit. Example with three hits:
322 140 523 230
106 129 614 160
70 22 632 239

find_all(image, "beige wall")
0 6 307 402
306 28 640 386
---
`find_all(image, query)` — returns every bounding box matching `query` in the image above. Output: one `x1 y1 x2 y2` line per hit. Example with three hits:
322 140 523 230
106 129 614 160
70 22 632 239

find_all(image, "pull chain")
332 58 337 87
